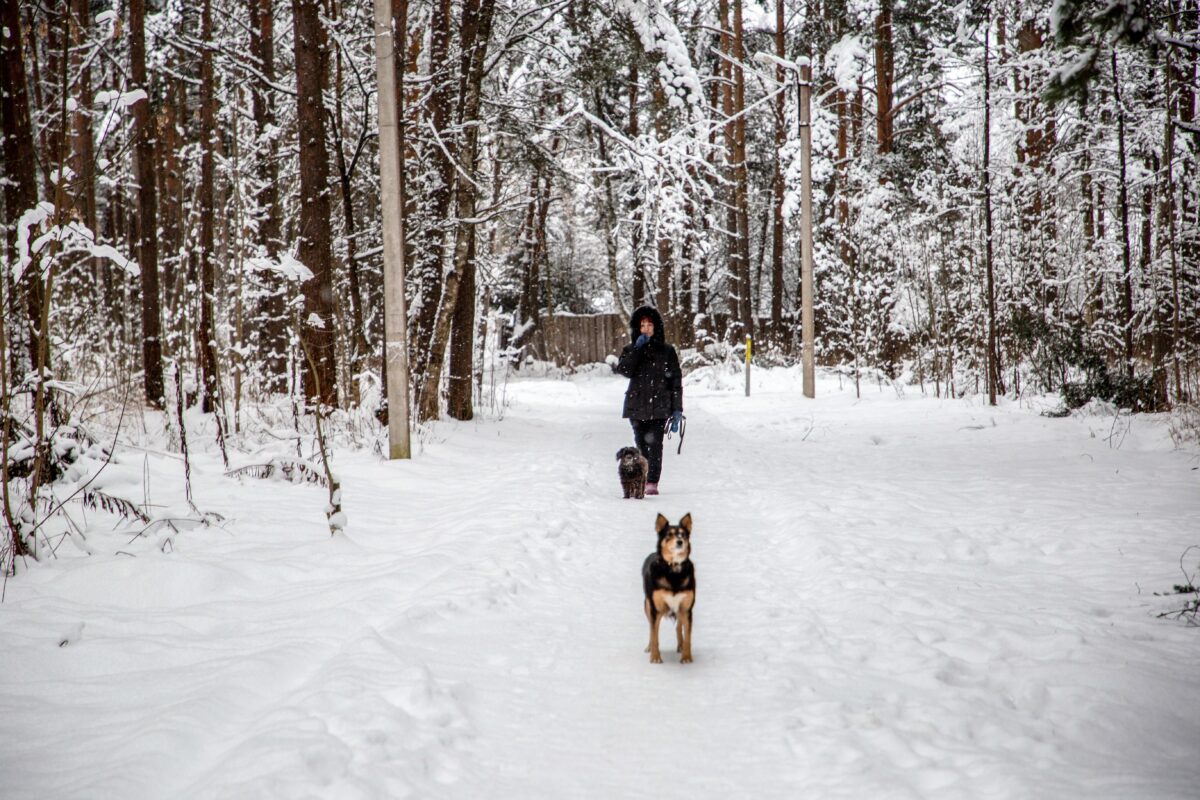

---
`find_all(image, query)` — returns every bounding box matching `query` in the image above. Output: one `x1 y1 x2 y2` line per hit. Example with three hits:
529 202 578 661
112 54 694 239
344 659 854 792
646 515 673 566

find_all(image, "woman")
611 306 683 496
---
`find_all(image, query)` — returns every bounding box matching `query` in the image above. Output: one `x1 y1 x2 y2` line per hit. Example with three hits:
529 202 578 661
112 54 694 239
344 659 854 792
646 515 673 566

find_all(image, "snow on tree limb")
15 202 138 280
613 0 706 120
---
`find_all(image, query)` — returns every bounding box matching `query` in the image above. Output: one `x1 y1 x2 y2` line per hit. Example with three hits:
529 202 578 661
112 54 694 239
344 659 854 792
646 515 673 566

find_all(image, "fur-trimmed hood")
628 305 667 348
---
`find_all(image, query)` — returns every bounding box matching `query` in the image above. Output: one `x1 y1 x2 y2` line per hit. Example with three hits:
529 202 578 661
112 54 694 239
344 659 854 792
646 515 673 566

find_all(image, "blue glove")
669 411 682 432
634 334 650 349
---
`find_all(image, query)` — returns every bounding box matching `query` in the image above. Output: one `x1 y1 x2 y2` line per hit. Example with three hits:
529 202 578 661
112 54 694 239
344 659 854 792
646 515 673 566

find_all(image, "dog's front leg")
680 608 693 663
646 601 663 664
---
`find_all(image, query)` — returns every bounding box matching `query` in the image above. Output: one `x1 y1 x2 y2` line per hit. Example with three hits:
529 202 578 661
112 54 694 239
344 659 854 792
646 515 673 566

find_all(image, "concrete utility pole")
753 50 815 399
797 56 815 399
372 0 411 458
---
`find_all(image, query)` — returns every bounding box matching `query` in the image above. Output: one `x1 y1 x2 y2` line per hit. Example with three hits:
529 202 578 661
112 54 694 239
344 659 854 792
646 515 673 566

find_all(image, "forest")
1 0 1198 561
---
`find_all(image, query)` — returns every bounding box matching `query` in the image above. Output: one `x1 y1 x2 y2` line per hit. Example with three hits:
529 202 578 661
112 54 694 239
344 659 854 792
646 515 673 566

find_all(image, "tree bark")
983 15 999 405
68 0 98 293
719 0 739 329
652 79 673 317
629 59 646 308
412 0 456 399
517 180 540 328
129 0 166 407
329 5 369 404
770 0 785 332
198 0 221 415
446 0 496 420
0 0 43 381
248 0 288 393
429 0 494 424
158 77 184 325
292 0 339 405
592 92 627 318
874 0 894 155
1111 51 1136 377
1015 19 1058 311
733 1 752 331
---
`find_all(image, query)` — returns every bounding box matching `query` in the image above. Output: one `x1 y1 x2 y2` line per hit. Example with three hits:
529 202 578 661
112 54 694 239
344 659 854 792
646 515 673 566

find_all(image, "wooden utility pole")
373 0 411 458
799 57 814 399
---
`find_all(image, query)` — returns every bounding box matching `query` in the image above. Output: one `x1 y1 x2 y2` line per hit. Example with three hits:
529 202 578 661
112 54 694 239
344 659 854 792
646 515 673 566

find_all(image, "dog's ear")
679 513 692 534
655 513 670 535
615 448 624 460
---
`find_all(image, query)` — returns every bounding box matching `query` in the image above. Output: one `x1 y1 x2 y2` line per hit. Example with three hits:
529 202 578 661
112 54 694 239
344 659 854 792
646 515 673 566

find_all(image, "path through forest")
2 367 1198 798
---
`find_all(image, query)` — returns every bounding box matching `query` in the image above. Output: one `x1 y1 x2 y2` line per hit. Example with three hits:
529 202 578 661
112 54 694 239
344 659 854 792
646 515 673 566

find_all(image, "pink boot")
645 482 659 496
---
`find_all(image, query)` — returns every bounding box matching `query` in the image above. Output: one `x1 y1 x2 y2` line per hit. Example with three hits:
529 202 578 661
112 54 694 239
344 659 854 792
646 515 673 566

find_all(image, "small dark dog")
616 446 649 499
642 513 695 663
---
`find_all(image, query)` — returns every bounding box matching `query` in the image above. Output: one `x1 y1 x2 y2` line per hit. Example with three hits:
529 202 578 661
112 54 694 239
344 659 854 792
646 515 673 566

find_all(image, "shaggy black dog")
615 446 649 499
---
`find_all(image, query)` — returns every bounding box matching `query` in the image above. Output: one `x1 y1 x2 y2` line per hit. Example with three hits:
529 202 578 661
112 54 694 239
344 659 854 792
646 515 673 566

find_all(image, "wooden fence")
515 312 801 368
523 314 628 367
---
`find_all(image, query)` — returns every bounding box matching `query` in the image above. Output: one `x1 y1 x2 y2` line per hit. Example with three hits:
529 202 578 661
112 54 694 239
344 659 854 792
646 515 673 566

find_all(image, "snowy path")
2 367 1199 798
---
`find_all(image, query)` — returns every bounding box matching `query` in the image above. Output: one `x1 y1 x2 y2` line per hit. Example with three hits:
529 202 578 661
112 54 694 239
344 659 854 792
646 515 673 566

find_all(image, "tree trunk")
983 15 999 405
874 0 894 155
653 79 673 316
0 0 42 382
719 0 739 329
412 0 456 399
1163 3 1186 403
1147 153 1169 409
1111 51 1136 377
446 0 496 420
330 8 369 405
769 0 785 331
292 0 339 405
1080 93 1100 327
629 59 646 308
158 77 185 328
427 0 496 424
130 0 166 407
592 93 628 319
248 0 288 393
198 0 221 415
68 0 98 295
1014 19 1058 310
733 1 752 330
517 178 540 329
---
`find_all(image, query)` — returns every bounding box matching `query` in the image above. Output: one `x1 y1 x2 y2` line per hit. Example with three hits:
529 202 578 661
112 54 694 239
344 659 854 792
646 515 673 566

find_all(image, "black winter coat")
612 306 683 421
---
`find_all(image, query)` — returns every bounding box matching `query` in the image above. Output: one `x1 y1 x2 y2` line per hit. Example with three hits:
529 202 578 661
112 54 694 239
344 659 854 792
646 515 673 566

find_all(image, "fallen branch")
225 457 328 487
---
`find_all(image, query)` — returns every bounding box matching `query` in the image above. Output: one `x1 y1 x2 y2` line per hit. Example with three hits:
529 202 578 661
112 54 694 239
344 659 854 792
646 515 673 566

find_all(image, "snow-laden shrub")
1061 368 1159 413
1167 404 1200 449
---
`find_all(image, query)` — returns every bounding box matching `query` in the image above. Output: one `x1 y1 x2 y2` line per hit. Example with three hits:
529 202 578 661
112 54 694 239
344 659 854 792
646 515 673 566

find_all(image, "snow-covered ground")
2 365 1198 799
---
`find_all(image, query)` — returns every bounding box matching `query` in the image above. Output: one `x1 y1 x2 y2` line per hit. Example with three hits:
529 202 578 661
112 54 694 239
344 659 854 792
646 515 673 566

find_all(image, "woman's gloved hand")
634 333 650 349
669 411 683 432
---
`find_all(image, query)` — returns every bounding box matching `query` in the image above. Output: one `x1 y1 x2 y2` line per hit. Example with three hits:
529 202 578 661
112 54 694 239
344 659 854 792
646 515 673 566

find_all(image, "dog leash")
664 414 687 454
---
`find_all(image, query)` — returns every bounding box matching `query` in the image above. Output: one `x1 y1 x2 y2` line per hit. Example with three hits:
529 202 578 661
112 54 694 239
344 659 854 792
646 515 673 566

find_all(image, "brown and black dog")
642 513 695 663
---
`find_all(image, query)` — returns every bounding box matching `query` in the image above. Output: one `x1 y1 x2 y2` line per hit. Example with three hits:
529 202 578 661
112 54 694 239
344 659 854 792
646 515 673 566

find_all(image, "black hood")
629 305 667 347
